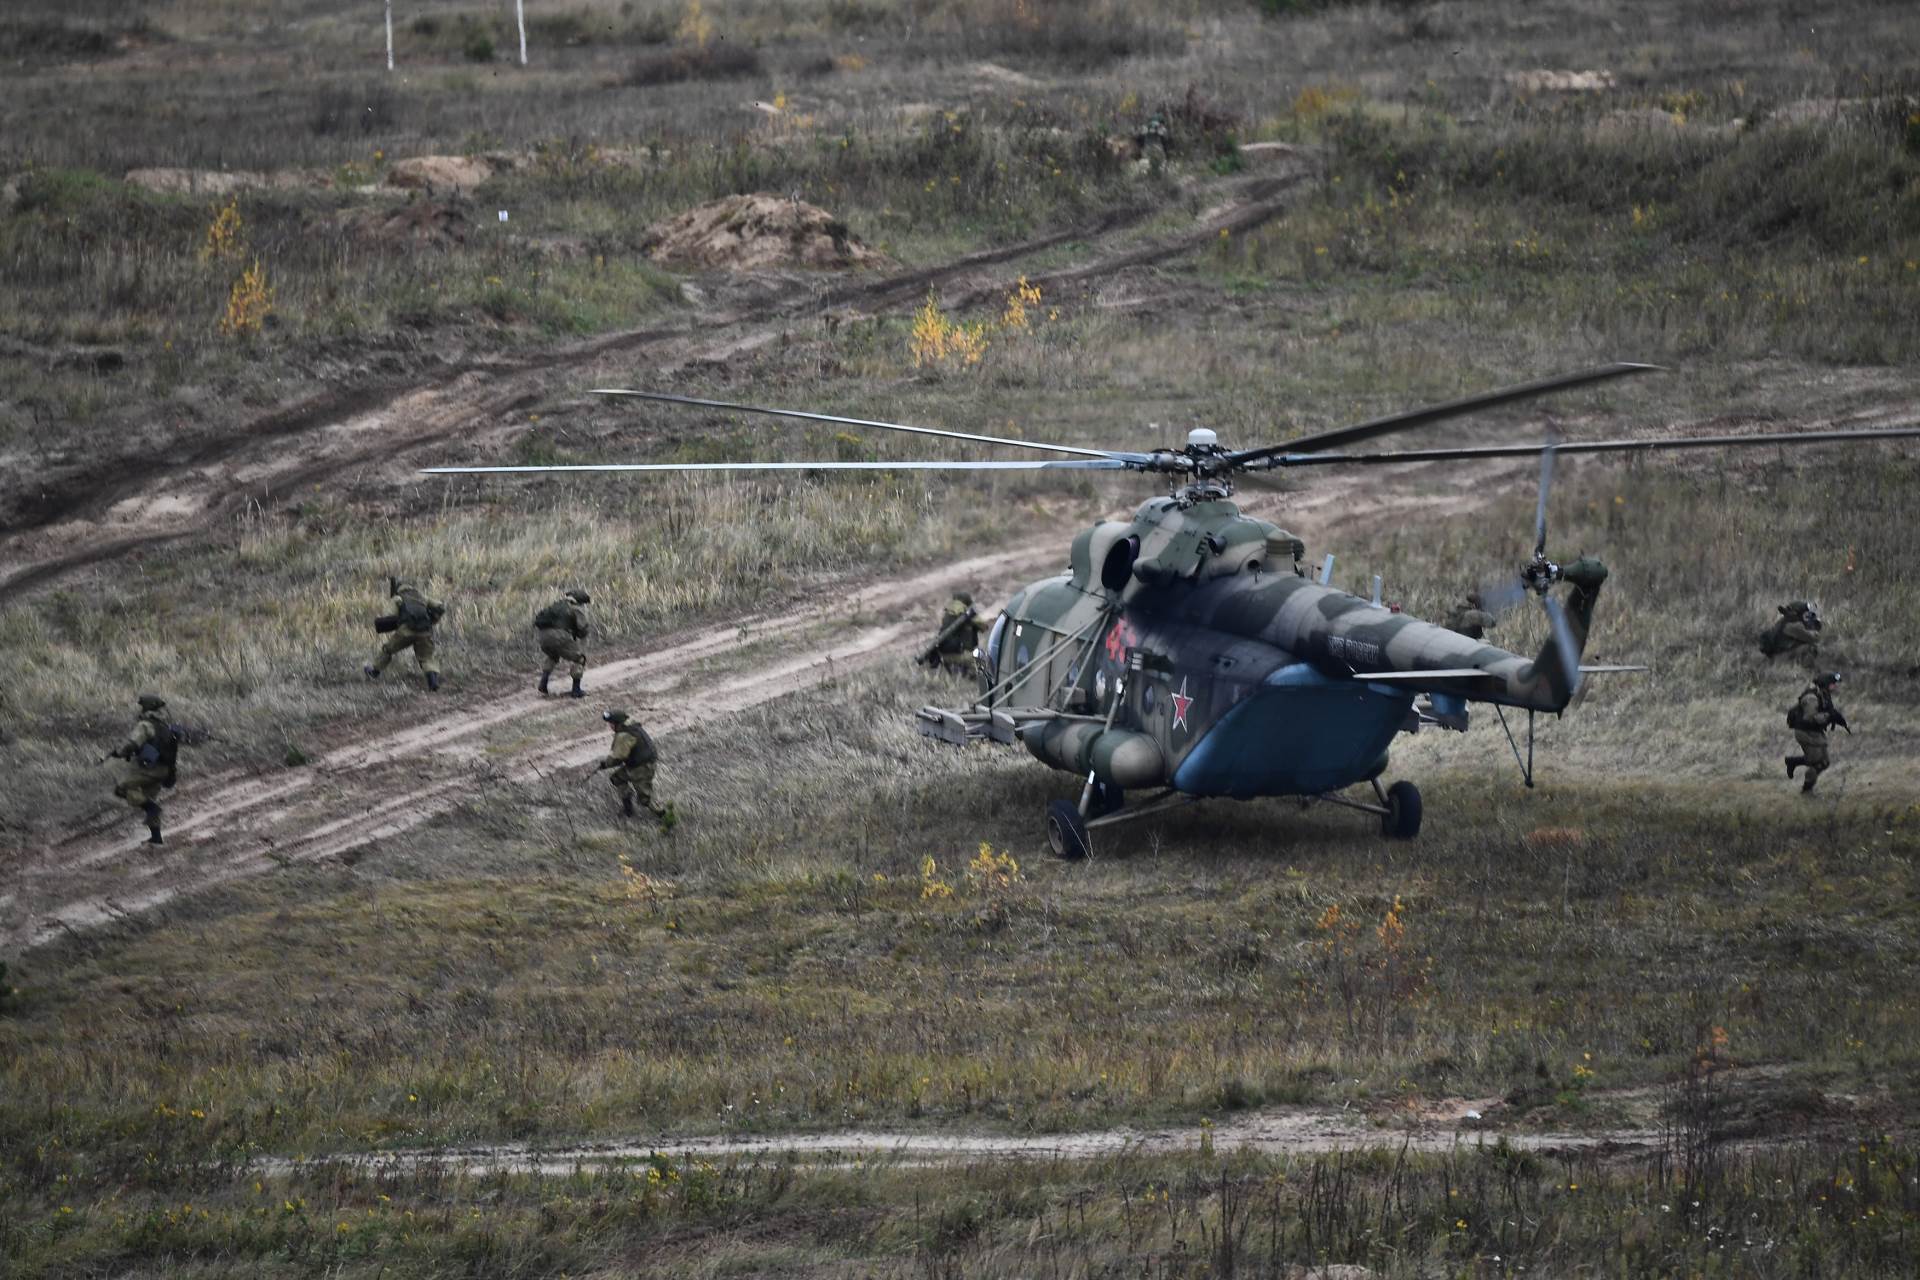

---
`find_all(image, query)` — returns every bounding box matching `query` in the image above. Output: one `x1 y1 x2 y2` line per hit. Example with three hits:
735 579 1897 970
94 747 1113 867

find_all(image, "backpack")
533 601 564 630
398 596 438 630
1785 701 1805 730
138 720 183 771
623 724 658 767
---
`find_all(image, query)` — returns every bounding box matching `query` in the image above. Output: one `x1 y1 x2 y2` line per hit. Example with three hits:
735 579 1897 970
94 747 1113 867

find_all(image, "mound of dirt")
1507 69 1616 93
384 154 507 195
340 199 470 249
640 194 886 271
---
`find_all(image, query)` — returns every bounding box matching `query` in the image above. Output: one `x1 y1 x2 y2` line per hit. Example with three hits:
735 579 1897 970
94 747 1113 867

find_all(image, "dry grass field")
3 0 1920 1275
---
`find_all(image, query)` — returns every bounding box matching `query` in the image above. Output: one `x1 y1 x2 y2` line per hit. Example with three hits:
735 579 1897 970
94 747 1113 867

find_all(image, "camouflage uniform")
599 709 669 824
1442 593 1495 640
1138 111 1172 168
1758 601 1821 660
365 578 446 690
1785 673 1844 793
109 693 176 845
926 593 985 676
536 590 591 698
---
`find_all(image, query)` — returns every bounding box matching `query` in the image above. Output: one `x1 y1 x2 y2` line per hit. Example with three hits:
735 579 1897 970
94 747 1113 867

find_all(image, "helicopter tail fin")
1514 558 1607 712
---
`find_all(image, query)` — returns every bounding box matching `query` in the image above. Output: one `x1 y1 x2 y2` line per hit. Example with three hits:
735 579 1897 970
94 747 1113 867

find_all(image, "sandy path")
262 1105 1661 1178
1 541 1068 954
0 170 1313 603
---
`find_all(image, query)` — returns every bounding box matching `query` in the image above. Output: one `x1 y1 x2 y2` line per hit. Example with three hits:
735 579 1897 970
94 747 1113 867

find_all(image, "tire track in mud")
2 541 1067 955
0 170 1311 605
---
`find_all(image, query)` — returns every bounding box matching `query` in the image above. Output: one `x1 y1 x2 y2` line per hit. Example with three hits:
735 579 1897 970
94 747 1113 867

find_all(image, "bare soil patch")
641 194 890 271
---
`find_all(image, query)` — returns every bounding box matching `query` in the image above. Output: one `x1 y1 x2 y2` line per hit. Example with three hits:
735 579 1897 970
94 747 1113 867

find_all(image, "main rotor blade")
420 458 1133 475
1266 424 1920 467
591 389 1152 463
1229 362 1662 464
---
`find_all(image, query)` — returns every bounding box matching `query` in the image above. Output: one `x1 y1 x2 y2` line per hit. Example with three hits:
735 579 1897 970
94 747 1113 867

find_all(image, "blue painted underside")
1172 663 1413 798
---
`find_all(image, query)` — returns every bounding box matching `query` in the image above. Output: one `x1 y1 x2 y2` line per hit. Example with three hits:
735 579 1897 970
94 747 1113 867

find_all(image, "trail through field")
0 170 1313 603
0 541 1070 954
264 1103 1664 1178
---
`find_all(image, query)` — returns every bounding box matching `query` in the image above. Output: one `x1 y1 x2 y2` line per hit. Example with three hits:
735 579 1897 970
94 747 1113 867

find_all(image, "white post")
385 0 394 70
516 0 527 64
1318 553 1335 586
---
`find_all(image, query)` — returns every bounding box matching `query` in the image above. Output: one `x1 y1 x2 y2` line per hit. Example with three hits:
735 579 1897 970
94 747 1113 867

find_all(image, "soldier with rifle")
1785 671 1848 793
1759 600 1822 661
919 592 985 676
534 589 592 698
104 693 181 846
1442 590 1496 640
595 709 672 827
365 576 447 691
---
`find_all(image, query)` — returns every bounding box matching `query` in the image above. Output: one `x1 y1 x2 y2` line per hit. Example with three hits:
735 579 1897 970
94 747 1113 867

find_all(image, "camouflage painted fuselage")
981 495 1601 798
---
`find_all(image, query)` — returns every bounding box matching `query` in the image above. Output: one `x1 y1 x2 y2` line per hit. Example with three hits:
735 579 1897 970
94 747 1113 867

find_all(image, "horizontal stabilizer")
1578 664 1648 674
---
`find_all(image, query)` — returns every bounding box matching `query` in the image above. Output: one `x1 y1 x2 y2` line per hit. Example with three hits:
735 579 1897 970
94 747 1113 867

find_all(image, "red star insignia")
1171 677 1194 731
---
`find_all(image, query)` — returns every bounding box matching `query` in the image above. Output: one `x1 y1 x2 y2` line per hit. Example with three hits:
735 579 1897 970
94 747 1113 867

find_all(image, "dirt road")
0 171 1312 604
0 541 1074 954
263 1102 1661 1177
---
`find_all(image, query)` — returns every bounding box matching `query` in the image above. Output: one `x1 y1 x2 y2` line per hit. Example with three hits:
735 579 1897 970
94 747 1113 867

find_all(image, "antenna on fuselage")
1318 554 1335 586
1371 574 1383 608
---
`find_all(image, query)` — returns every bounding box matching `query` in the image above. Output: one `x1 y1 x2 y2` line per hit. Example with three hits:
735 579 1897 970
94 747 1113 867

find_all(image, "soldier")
1137 110 1172 169
1785 671 1848 793
1758 600 1822 661
920 592 985 676
364 576 446 691
534 589 592 698
1442 591 1496 640
596 709 671 826
106 693 179 846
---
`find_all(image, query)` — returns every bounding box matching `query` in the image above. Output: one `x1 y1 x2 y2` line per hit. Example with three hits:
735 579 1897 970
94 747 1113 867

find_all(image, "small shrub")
218 259 274 336
283 744 310 768
463 28 495 62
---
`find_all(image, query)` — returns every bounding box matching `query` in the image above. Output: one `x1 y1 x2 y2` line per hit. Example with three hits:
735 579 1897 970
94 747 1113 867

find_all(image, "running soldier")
365 577 446 691
597 709 671 826
106 693 180 846
1785 671 1848 793
535 589 591 698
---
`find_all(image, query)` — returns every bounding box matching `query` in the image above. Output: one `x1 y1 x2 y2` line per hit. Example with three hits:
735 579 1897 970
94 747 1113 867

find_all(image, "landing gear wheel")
1046 799 1091 861
1381 780 1423 840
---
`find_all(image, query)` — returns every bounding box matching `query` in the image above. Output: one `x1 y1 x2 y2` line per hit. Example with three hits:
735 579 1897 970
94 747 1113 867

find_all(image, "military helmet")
951 591 974 608
603 709 629 725
566 589 592 605
1814 671 1842 688
1465 590 1484 608
137 693 167 712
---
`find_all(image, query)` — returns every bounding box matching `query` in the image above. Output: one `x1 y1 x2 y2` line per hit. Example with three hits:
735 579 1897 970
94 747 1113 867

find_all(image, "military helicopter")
423 365 1920 857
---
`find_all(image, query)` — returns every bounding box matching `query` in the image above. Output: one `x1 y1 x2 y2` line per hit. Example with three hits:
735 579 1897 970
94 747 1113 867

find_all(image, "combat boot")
1802 773 1819 794
1785 756 1802 778
142 800 163 846
569 674 585 699
622 792 636 818
538 671 551 696
426 673 441 693
363 665 380 680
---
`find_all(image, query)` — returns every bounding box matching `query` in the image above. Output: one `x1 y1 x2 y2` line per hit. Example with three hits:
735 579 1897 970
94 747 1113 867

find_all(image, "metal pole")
385 0 394 70
516 0 527 64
